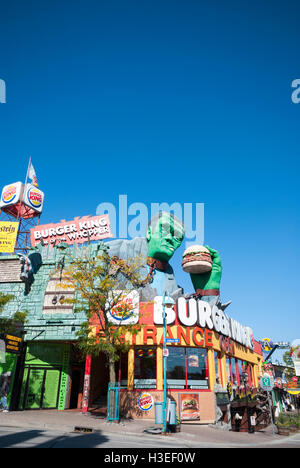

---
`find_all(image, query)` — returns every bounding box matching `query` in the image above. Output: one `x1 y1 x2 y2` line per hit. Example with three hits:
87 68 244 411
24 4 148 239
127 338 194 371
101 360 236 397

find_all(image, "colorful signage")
219 335 235 355
0 182 23 208
107 290 139 325
179 393 200 421
259 374 274 392
23 184 44 213
4 334 22 354
138 393 153 411
0 221 19 253
290 339 300 377
153 296 254 350
30 214 112 247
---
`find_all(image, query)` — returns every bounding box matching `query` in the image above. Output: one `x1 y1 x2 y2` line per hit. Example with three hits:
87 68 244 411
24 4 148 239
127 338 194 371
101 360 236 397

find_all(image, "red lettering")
177 326 190 345
192 327 205 346
143 326 157 345
205 329 213 347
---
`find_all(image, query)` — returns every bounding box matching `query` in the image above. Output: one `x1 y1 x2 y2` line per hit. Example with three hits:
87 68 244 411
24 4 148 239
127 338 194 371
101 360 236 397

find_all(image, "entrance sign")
30 214 112 247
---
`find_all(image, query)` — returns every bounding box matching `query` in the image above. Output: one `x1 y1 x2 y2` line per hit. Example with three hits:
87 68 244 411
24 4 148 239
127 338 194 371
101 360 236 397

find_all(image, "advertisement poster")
179 393 200 422
0 221 19 253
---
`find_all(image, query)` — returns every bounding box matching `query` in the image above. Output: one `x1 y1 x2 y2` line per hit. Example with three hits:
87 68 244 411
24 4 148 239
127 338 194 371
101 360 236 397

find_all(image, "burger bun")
182 245 212 274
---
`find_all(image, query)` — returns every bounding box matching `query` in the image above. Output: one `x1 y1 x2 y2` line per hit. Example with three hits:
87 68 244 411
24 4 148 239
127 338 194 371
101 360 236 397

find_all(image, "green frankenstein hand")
190 246 222 293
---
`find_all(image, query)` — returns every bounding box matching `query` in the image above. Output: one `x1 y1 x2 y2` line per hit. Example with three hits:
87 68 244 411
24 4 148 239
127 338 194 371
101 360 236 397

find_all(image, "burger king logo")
138 393 153 412
2 185 17 204
27 187 42 209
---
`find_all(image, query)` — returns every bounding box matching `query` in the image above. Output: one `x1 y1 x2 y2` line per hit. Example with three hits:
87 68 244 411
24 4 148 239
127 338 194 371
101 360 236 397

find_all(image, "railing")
107 383 120 422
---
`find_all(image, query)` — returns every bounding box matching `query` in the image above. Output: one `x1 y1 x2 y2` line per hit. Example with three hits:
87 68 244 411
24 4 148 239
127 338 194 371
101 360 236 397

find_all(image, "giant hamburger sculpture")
181 245 212 274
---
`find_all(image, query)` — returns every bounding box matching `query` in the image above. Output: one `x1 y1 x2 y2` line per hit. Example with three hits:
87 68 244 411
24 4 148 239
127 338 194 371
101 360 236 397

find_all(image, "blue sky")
0 0 299 354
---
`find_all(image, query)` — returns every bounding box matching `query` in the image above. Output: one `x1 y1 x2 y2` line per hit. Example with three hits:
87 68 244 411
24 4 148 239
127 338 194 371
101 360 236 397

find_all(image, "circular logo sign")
108 297 134 322
138 393 153 412
2 185 17 204
27 187 42 209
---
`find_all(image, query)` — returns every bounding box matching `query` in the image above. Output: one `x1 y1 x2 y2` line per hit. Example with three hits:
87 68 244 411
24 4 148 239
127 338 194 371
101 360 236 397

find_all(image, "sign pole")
267 391 275 436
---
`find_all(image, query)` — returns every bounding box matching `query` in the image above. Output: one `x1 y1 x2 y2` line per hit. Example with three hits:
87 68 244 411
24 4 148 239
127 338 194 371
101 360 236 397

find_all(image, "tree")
60 245 149 385
0 292 28 335
282 351 296 381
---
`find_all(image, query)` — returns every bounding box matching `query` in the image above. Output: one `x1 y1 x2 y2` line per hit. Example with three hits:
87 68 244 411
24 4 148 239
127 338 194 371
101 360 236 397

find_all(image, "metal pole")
162 292 167 434
267 391 276 436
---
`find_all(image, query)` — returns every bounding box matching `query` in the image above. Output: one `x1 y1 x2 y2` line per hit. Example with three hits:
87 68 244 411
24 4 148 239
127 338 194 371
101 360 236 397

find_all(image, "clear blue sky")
0 0 299 351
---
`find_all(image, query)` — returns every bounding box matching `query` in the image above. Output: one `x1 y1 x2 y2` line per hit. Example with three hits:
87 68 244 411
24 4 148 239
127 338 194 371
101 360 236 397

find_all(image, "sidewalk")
0 409 299 448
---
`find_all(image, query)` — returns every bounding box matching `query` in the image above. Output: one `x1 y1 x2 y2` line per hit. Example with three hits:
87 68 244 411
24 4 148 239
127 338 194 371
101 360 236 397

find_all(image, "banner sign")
30 214 112 247
0 221 19 253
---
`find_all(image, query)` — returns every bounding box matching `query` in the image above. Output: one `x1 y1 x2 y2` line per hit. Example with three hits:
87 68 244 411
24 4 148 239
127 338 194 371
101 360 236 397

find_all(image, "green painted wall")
0 353 18 407
20 342 70 410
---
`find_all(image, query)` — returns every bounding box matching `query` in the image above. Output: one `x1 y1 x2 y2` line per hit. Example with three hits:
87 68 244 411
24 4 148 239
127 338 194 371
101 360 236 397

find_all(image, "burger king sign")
0 182 23 208
23 184 44 214
138 393 153 412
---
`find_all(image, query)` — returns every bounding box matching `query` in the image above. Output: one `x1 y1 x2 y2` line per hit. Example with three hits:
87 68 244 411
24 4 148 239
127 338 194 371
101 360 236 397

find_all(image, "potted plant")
289 416 298 434
275 414 290 436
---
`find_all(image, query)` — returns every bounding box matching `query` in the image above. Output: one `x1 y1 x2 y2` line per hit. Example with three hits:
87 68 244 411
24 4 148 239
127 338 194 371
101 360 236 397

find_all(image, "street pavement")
0 409 300 448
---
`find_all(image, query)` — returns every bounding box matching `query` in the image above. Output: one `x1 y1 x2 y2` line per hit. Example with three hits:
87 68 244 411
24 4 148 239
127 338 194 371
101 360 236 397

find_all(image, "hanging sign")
4 334 22 354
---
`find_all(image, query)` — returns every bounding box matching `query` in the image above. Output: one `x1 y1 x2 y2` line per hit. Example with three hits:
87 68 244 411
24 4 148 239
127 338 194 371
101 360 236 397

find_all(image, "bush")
275 413 290 428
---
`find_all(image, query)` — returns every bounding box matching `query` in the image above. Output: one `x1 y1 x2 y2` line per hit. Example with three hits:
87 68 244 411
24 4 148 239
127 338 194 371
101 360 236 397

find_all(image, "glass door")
23 367 61 410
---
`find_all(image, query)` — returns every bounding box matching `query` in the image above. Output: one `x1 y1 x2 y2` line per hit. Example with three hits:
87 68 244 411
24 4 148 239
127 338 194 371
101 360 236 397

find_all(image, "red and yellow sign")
0 221 19 253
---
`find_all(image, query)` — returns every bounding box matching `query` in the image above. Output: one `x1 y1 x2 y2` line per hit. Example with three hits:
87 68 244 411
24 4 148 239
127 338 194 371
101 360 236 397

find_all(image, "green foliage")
282 351 296 381
0 292 28 335
276 413 300 428
59 247 148 383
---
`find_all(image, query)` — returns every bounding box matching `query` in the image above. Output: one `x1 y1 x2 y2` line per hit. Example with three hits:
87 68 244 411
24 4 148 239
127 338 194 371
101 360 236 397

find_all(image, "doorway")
69 367 84 409
22 367 62 410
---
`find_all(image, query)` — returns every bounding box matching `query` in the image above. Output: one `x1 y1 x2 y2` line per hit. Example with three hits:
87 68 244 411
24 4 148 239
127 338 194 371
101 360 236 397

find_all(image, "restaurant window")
225 357 231 383
187 349 209 389
214 351 221 382
167 347 186 388
231 358 237 384
167 347 209 390
134 346 156 389
237 359 244 384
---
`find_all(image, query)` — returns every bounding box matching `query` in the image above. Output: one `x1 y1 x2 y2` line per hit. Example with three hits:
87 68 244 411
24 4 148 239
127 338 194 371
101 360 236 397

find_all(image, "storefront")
89 297 263 422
